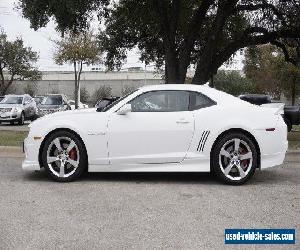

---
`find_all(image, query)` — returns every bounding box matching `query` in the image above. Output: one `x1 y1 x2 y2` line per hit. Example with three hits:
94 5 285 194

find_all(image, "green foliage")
54 31 102 66
0 28 41 95
91 85 112 105
213 70 256 96
54 30 102 108
19 0 109 34
80 87 90 103
244 45 300 101
19 0 300 84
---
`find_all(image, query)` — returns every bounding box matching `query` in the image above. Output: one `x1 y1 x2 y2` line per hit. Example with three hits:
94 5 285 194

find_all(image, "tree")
20 0 300 84
0 29 41 95
213 70 256 96
101 0 300 85
54 31 102 109
244 44 300 102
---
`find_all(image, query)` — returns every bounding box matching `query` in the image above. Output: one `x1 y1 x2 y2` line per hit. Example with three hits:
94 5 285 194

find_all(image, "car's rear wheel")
41 130 87 182
211 132 258 185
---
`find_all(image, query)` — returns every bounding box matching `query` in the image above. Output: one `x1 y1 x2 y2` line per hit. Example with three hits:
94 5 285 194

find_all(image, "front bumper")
0 111 22 121
22 136 41 171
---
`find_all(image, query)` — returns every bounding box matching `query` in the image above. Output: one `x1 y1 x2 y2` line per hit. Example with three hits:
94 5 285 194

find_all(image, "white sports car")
22 85 288 184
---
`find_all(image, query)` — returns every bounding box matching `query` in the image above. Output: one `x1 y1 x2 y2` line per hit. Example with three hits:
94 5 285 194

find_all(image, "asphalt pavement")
0 154 299 249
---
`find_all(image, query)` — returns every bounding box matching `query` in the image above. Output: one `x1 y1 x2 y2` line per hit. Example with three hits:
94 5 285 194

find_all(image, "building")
9 69 164 99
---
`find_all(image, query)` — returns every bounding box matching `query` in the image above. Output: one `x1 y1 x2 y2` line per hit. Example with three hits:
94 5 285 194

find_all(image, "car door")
107 90 195 165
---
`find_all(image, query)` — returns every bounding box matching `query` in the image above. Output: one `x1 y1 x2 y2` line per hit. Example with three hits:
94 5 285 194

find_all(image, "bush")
91 85 112 105
122 85 136 96
80 87 90 103
23 82 37 96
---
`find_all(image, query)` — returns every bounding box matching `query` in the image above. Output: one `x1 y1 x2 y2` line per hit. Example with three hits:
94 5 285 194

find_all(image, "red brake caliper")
69 148 77 161
240 148 249 170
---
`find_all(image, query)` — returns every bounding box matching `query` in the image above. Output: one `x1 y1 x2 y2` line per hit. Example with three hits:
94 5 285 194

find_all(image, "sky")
0 0 243 72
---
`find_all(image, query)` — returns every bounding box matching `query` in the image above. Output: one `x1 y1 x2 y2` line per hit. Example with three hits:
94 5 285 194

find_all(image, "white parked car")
68 100 89 110
22 85 288 184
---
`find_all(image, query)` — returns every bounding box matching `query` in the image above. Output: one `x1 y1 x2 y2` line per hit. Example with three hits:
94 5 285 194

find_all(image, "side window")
189 92 216 110
130 90 190 112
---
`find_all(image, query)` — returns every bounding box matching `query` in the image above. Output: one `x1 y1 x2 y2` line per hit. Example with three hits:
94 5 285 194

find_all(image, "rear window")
42 96 63 105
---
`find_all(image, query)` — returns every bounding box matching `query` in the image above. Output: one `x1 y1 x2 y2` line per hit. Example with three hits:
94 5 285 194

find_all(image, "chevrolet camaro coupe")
22 85 288 184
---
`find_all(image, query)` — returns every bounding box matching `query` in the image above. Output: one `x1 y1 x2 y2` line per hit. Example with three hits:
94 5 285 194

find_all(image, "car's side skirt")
88 158 210 172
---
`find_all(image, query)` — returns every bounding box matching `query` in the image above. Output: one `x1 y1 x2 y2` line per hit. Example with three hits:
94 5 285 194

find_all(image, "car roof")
4 94 26 97
138 84 245 106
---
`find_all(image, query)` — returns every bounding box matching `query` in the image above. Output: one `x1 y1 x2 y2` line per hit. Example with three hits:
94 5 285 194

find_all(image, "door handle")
176 119 190 124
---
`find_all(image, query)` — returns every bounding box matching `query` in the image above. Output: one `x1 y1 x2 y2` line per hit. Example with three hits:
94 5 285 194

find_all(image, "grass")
288 125 300 150
0 131 28 147
0 126 300 150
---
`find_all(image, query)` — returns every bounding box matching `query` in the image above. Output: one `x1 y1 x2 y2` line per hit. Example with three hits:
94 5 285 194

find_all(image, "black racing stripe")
200 131 210 151
197 131 207 151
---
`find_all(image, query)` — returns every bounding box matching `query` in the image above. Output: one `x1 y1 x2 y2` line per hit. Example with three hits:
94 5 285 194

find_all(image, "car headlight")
12 107 22 113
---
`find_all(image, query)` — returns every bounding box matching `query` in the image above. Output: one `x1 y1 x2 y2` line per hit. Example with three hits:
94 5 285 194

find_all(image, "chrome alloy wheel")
46 137 80 178
218 138 253 181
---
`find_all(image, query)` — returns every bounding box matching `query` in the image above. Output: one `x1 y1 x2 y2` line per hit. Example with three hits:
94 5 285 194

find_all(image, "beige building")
8 69 164 99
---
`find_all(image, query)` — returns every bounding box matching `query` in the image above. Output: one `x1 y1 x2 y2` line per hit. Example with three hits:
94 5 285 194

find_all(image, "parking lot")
0 153 299 249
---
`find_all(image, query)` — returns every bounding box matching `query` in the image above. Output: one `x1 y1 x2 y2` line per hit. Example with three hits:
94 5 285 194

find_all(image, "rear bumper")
260 141 288 169
254 117 288 169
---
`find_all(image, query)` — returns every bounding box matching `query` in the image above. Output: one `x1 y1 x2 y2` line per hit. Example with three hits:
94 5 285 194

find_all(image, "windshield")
101 91 137 112
1 96 23 104
34 97 44 103
42 96 63 105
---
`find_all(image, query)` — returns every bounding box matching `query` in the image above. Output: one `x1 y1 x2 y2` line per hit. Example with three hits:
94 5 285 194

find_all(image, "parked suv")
0 94 37 125
37 94 71 117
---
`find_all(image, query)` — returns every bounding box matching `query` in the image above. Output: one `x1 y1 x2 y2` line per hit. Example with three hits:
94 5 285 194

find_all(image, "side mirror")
117 104 132 115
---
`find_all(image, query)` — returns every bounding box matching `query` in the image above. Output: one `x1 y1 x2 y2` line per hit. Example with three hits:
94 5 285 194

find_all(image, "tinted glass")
1 96 23 104
190 92 216 110
42 96 63 105
130 90 190 112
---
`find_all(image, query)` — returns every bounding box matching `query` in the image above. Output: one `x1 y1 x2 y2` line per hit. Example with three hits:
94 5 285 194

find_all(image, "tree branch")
235 1 286 25
271 40 297 65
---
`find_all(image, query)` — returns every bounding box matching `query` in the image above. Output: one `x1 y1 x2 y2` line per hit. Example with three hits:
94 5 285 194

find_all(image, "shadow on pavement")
22 167 297 186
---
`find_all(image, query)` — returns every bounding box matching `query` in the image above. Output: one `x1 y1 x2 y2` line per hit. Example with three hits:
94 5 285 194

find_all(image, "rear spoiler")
260 103 285 115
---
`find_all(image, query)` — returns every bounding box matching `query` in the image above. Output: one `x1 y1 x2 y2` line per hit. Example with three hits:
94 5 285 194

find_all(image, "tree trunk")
164 51 189 84
291 74 296 106
191 64 213 85
73 61 79 109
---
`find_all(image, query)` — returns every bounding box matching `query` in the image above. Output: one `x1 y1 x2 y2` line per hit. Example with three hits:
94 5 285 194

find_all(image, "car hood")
0 104 23 109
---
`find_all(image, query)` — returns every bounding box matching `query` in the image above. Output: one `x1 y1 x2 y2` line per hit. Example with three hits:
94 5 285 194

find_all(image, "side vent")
197 130 210 152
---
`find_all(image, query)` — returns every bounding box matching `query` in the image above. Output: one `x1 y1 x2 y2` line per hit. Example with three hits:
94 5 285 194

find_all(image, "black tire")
18 112 25 125
284 118 292 132
41 130 88 182
30 114 37 121
211 132 258 185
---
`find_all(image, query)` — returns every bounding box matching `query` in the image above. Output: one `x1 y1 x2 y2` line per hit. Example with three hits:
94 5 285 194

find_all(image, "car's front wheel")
41 130 87 182
211 132 258 185
18 112 25 125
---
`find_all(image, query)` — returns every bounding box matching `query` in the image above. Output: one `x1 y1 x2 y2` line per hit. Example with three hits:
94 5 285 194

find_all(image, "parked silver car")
37 94 71 117
0 94 37 125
